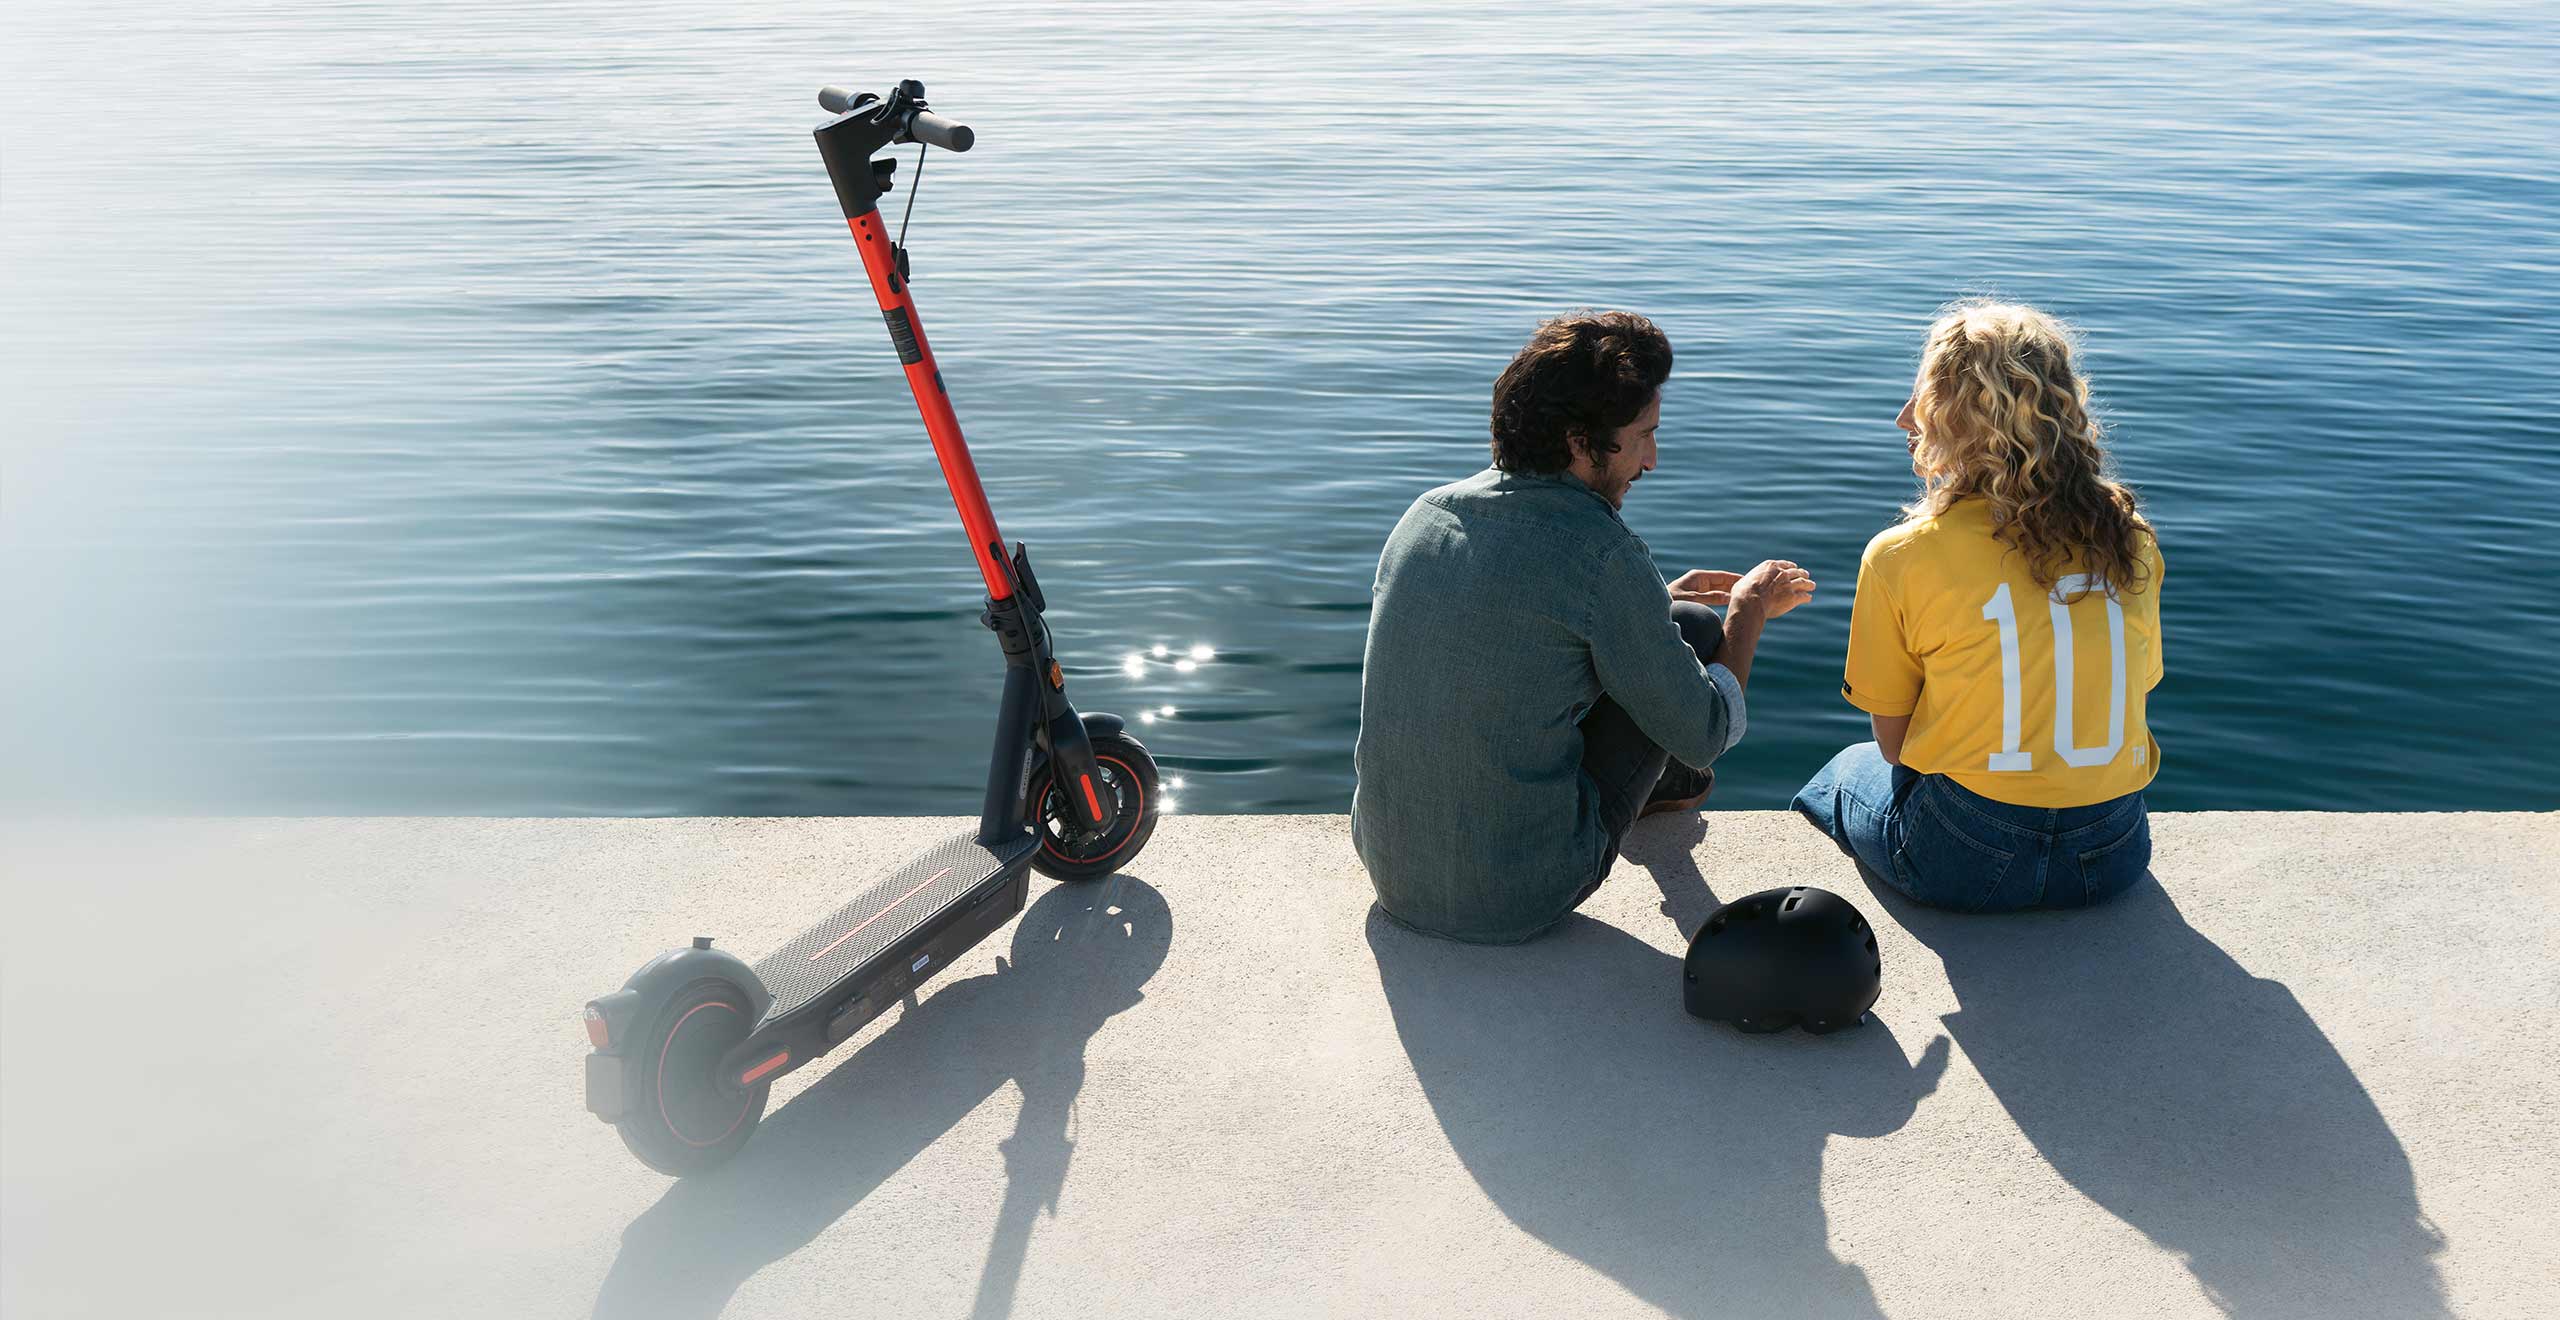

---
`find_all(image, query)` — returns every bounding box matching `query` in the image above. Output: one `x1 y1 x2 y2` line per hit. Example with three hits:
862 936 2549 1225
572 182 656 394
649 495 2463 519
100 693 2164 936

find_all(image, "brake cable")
896 142 926 252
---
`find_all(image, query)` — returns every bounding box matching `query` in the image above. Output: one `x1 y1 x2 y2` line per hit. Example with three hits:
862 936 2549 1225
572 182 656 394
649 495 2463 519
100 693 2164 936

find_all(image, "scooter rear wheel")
615 977 770 1176
1029 733 1160 881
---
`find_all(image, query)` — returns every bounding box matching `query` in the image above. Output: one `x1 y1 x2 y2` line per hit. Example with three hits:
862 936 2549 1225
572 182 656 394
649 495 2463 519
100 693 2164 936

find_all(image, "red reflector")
740 1050 790 1086
1080 773 1102 819
583 1005 609 1049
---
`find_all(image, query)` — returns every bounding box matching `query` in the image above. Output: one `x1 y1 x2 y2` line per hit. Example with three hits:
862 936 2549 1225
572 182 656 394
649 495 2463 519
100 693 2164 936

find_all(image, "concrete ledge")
3 812 2553 1318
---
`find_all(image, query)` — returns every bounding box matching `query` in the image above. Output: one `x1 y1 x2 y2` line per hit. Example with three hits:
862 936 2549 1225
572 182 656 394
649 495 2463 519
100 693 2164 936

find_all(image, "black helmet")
1683 886 1881 1034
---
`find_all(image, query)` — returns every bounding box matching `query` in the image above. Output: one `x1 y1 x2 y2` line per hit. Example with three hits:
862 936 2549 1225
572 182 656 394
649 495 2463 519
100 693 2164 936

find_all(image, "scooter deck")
751 830 1037 1032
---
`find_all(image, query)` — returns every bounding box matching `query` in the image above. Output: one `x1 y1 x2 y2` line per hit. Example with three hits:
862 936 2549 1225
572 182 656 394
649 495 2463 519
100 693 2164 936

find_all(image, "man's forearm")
1717 598 1768 689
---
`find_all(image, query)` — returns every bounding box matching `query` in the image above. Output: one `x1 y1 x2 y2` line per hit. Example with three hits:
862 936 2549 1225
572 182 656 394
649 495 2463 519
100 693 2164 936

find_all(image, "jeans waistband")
1929 774 2145 838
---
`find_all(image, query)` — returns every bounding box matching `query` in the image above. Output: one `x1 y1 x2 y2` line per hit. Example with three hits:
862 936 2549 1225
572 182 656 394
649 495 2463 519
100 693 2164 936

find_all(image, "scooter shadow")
1367 813 1950 1320
592 875 1171 1320
1854 864 2452 1319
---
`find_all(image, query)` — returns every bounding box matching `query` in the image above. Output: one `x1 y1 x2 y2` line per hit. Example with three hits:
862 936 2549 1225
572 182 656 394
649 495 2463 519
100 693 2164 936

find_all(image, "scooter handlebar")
905 109 974 153
816 85 975 153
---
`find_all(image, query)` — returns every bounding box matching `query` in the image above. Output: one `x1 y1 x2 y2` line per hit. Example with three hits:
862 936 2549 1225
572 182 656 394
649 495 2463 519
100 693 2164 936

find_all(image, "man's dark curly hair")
1489 310 1673 475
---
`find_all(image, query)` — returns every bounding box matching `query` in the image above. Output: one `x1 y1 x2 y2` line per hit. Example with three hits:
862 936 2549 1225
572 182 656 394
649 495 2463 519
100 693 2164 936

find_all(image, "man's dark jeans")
1573 600 1725 901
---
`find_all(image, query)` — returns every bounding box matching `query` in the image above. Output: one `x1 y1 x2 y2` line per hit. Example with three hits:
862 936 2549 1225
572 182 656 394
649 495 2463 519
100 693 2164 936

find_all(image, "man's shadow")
593 876 1171 1320
1862 867 2452 1319
1368 814 1949 1320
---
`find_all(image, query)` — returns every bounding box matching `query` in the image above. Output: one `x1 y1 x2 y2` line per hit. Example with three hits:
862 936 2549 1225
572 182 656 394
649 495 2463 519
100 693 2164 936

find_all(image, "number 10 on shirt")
1981 575 2128 773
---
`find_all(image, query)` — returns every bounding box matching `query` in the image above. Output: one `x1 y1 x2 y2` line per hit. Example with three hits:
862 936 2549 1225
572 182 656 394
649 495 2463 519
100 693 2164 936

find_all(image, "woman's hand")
1669 568 1742 606
1729 560 1817 619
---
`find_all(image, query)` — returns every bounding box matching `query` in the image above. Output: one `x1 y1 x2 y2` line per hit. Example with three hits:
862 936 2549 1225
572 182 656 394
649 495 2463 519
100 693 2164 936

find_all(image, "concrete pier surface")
3 811 2553 1319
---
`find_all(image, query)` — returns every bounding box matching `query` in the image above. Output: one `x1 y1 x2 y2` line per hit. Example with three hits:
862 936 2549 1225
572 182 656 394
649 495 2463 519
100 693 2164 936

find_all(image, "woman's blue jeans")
1791 742 2151 912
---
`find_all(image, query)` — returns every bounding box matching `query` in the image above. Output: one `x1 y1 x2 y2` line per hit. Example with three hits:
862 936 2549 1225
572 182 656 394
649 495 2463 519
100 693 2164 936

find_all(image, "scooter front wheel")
1029 732 1160 881
615 977 769 1176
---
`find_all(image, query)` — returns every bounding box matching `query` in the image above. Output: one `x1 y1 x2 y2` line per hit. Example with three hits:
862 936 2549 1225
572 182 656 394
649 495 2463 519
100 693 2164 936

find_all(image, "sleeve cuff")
1706 662 1748 756
1841 684 1916 718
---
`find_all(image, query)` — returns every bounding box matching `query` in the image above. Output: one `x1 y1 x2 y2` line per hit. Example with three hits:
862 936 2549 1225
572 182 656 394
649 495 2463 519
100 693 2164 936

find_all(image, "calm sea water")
5 1 2555 815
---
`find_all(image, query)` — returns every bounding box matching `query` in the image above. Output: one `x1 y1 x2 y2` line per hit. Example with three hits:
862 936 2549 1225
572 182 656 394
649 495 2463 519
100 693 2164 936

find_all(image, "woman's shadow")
593 876 1171 1320
1864 865 2452 1319
1368 814 1950 1320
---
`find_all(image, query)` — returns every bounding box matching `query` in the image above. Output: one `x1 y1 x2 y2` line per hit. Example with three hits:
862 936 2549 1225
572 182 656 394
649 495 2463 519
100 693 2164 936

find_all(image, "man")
1352 311 1816 943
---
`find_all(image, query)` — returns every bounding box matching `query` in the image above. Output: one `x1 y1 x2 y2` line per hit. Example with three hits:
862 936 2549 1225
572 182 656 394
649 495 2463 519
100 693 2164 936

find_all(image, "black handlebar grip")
906 110 974 152
818 85 859 115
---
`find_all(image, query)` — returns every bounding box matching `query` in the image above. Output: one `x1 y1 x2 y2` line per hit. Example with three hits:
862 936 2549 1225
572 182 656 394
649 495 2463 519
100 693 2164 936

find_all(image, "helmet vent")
1782 895 1801 913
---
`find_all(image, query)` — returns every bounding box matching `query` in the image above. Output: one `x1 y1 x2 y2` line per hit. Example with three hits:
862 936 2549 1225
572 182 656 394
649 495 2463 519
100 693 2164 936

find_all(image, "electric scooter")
581 80 1163 1177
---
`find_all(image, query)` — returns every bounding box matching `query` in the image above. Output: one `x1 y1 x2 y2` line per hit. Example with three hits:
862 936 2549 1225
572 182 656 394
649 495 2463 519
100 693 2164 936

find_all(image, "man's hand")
1729 559 1817 619
1669 569 1743 606
1672 561 1810 693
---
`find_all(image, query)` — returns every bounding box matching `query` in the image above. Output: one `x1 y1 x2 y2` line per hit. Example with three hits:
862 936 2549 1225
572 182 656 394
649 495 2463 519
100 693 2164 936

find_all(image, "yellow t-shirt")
1842 498 2164 808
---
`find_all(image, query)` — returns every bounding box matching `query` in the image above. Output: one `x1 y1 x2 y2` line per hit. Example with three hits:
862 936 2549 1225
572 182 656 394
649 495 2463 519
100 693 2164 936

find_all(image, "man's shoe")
1640 764 1715 819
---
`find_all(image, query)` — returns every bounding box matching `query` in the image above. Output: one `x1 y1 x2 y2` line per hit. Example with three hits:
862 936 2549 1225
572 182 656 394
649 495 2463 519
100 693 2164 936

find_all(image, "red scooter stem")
841 208 1014 601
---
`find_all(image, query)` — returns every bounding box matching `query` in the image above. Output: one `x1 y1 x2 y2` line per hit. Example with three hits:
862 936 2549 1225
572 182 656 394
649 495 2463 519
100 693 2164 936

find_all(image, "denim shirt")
1351 467 1747 942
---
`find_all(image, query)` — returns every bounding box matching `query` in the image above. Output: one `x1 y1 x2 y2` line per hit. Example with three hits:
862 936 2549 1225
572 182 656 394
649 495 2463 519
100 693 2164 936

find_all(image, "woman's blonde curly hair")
1907 300 2153 600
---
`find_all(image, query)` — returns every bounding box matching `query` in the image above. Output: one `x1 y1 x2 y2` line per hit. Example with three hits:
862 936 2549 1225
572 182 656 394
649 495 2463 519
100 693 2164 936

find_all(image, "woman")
1794 301 2163 911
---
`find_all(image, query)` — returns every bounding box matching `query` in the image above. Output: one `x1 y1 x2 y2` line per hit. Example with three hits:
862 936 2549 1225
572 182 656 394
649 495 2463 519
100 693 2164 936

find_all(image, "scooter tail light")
583 1004 610 1050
